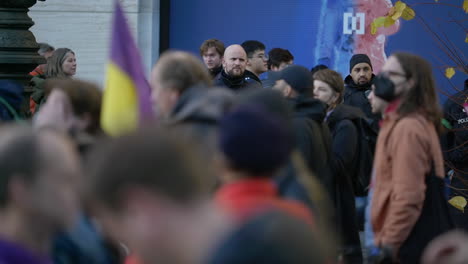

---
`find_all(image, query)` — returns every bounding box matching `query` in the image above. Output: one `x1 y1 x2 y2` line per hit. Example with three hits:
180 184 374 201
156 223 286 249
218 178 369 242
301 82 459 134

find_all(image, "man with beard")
214 45 261 91
344 54 381 130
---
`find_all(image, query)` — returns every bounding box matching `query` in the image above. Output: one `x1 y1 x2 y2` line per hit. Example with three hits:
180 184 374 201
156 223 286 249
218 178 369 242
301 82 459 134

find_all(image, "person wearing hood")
344 54 381 130
313 68 363 263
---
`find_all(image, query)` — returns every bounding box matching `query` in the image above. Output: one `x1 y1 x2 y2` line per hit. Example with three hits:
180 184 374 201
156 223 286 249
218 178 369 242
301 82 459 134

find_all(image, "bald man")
214 44 261 91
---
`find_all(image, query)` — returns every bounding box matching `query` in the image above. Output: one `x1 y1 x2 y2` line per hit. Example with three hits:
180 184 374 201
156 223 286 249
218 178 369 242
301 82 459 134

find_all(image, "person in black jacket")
443 78 468 231
344 54 381 130
272 65 333 190
273 65 359 261
241 40 268 86
214 45 261 91
313 68 363 263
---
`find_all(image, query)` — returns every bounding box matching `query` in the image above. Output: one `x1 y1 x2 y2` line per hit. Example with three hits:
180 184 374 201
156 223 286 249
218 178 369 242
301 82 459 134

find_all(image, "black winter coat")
289 97 362 261
442 80 468 231
288 97 333 189
344 75 381 131
326 104 366 187
214 70 262 91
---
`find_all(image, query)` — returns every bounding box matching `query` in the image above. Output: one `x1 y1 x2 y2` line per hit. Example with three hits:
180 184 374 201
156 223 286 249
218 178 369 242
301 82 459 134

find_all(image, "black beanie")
349 54 372 73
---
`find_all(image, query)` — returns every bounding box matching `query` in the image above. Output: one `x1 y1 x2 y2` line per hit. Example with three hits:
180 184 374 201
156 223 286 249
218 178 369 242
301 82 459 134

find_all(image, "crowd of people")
0 38 467 264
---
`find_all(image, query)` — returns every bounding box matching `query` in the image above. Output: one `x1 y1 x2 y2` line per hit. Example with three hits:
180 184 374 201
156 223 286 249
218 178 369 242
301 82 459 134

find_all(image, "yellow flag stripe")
101 62 138 137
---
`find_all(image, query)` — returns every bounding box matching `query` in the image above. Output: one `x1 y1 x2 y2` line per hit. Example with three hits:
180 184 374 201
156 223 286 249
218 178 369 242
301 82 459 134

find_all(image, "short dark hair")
310 64 328 75
0 125 39 207
85 127 208 211
268 48 294 69
44 79 102 134
199 39 225 57
241 40 266 58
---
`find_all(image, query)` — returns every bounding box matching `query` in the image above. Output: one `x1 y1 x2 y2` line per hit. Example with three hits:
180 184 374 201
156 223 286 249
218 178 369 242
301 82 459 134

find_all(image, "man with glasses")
344 54 381 130
241 40 268 86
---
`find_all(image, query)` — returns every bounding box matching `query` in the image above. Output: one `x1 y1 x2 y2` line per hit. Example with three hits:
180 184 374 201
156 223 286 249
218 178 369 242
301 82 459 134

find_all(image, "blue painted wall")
169 0 467 101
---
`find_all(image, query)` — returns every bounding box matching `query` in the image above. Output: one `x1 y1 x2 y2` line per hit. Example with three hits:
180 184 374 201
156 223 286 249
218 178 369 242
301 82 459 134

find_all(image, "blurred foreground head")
85 126 219 263
218 105 293 179
0 124 81 254
150 50 212 118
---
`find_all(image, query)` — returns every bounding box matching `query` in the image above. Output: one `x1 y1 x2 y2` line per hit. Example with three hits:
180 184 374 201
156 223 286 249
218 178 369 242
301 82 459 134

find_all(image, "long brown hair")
46 48 74 78
393 52 442 133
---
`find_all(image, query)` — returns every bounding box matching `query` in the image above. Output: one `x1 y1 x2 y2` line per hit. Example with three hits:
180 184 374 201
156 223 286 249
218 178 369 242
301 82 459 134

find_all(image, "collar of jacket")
243 70 261 83
215 178 278 204
288 96 327 123
0 238 51 264
220 70 247 87
344 74 375 91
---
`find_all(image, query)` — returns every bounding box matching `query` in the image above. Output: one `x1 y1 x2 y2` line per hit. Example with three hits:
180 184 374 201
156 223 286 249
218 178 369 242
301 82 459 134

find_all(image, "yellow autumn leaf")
391 1 407 20
449 196 467 212
401 6 416 20
395 1 407 12
465 34 468 43
371 17 386 35
464 0 468 13
445 67 456 79
384 16 396 27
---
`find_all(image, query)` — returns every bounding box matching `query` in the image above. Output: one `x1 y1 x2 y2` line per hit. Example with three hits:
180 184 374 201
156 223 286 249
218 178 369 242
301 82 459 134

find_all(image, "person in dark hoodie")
313 68 364 263
344 54 381 130
443 78 468 231
214 45 262 91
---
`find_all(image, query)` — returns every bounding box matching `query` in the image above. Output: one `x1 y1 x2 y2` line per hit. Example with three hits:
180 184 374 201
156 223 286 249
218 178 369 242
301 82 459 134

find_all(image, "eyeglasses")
380 70 408 78
249 54 269 60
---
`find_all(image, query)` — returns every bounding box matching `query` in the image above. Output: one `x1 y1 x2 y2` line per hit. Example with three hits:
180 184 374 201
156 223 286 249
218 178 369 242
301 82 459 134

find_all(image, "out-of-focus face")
350 62 372 86
247 49 268 75
93 191 171 264
367 87 389 114
380 55 409 95
202 47 222 70
313 80 338 106
27 134 81 233
62 52 77 76
150 65 179 118
271 60 293 72
222 45 247 78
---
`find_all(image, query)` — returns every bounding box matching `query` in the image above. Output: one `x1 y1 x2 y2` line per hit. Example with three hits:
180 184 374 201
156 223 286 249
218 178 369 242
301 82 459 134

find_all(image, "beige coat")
371 110 444 253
